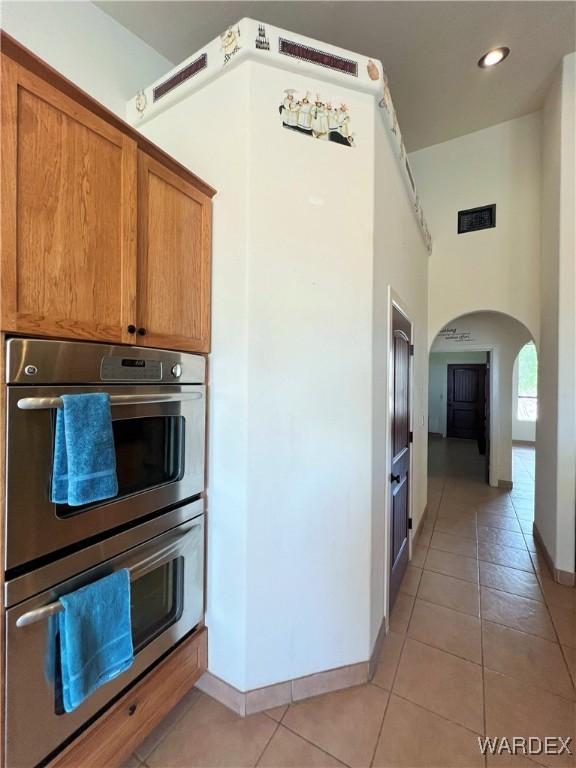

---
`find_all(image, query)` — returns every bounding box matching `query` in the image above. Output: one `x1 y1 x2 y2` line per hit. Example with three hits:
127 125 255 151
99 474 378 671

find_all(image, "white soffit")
96 0 576 151
126 18 432 253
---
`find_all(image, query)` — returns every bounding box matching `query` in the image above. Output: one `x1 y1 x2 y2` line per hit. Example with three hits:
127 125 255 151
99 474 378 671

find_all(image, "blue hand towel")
58 569 134 713
51 393 118 506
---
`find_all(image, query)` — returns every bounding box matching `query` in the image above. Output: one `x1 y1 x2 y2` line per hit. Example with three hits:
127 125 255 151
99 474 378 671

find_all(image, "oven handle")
17 392 203 410
15 523 201 628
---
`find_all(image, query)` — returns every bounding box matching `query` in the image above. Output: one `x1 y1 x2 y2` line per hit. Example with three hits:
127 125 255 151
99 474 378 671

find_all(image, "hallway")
126 440 575 768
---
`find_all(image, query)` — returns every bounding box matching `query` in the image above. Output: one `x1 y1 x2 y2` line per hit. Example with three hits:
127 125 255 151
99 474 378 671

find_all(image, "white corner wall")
137 56 428 690
372 113 429 648
536 52 576 574
132 65 252 689
0 0 173 117
244 61 376 686
409 113 541 344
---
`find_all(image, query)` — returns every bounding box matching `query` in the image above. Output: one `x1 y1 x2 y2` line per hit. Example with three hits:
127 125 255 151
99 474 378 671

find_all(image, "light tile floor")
128 439 575 768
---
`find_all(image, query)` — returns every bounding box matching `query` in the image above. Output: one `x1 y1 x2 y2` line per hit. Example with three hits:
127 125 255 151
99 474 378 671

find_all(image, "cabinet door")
0 56 137 343
137 152 211 353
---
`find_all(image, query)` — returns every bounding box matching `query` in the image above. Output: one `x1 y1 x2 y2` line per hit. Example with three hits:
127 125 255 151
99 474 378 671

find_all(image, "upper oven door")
5 384 205 571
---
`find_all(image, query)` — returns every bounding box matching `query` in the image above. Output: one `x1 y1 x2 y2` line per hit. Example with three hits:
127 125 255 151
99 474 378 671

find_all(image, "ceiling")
95 1 576 151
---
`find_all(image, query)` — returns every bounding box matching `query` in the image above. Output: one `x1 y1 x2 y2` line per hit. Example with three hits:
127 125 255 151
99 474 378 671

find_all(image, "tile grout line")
369 614 410 767
276 719 353 767
253 719 281 767
390 689 485 738
480 656 575 705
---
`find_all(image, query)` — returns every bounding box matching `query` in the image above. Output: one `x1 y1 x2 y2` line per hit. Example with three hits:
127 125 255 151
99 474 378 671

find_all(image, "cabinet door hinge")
409 344 414 356
408 518 413 530
409 430 413 443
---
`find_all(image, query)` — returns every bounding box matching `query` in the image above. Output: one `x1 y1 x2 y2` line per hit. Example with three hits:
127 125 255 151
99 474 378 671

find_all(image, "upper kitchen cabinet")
136 153 211 353
0 55 137 344
0 40 214 353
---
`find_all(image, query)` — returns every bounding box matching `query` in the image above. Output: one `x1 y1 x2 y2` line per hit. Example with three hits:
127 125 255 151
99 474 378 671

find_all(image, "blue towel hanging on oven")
58 569 134 712
51 393 118 506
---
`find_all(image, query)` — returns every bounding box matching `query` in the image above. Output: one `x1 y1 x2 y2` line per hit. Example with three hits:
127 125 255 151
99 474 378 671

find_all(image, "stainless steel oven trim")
5 515 205 768
5 498 204 608
6 337 206 385
17 391 203 410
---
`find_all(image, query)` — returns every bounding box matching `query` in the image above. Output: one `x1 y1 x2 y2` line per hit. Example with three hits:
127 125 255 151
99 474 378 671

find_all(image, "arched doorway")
428 310 536 491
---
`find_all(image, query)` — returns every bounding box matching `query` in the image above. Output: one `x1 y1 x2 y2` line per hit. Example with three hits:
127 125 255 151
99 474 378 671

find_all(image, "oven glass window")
53 558 185 714
131 557 184 653
55 416 185 517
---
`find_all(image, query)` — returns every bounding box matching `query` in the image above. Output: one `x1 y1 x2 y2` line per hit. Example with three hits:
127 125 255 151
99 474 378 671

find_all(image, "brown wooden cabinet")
137 153 211 353
0 52 214 353
1 56 137 344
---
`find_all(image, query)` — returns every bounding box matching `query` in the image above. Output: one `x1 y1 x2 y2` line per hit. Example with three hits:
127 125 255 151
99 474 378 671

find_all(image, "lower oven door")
5 514 204 768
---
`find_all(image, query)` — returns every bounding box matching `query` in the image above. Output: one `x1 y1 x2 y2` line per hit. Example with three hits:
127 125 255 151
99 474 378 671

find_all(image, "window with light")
517 342 537 421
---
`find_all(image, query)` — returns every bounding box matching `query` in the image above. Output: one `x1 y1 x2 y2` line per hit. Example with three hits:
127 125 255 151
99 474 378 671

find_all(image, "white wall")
137 56 428 689
512 354 536 443
535 52 576 574
428 352 487 436
0 1 173 117
409 113 541 345
372 108 429 650
244 62 376 686
132 65 252 689
431 312 532 486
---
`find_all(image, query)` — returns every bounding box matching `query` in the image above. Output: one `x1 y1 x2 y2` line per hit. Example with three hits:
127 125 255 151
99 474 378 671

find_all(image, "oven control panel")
6 338 206 385
100 357 163 381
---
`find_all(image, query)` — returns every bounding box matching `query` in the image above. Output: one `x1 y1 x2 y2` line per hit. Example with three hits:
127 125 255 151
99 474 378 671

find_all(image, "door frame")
384 292 414 625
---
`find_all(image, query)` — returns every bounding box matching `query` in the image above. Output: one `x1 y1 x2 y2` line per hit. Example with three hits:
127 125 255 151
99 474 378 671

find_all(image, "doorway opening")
428 310 537 492
429 350 491 483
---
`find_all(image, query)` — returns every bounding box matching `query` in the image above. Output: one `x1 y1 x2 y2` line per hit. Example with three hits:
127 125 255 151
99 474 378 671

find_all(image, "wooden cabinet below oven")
0 44 215 353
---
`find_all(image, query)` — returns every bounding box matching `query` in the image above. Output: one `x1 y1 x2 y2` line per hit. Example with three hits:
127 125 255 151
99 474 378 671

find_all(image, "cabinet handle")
127 324 136 334
128 703 137 716
137 327 147 336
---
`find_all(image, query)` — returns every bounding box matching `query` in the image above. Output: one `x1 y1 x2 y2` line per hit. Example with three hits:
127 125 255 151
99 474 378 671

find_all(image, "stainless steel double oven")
4 338 207 767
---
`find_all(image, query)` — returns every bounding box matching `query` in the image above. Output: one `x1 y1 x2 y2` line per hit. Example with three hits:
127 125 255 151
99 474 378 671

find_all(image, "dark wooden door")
389 306 411 611
446 364 486 441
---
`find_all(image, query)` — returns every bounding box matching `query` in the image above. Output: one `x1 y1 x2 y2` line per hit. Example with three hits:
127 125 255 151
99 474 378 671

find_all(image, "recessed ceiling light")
478 47 510 68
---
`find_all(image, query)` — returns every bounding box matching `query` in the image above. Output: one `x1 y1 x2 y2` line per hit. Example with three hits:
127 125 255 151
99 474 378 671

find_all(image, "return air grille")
153 53 208 102
458 204 496 234
278 38 358 76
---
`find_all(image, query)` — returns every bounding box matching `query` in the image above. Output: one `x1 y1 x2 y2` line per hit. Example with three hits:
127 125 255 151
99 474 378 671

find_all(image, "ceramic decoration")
221 26 241 65
255 24 270 50
367 59 380 81
126 17 433 254
280 90 355 146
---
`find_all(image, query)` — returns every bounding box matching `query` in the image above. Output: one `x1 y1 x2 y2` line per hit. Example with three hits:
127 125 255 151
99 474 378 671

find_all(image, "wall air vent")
458 204 496 234
278 38 358 76
153 53 208 102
